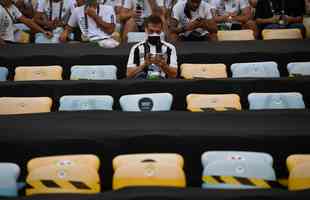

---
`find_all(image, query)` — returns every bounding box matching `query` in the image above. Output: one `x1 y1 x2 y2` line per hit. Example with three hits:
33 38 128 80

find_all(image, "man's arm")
256 16 279 25
85 7 115 34
118 7 135 22
15 0 34 18
160 64 177 78
231 6 251 23
19 16 52 36
127 64 147 78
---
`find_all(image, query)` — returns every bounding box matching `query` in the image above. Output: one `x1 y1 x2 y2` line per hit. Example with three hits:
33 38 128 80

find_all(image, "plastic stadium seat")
248 92 305 110
287 62 310 77
14 66 63 81
0 67 8 81
231 62 280 78
0 163 20 197
113 154 186 190
287 155 310 191
181 64 227 79
35 27 71 44
304 17 310 38
70 65 117 80
262 29 302 40
0 97 53 115
127 32 146 43
202 151 276 189
119 93 173 112
186 94 242 112
26 155 100 195
217 30 255 41
59 95 114 111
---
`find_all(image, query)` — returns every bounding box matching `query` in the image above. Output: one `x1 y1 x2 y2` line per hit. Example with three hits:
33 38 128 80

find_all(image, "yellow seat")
27 155 100 172
186 94 242 112
287 155 310 191
262 29 302 40
14 66 63 81
180 64 227 79
14 30 30 43
113 153 186 190
217 30 255 41
0 97 52 115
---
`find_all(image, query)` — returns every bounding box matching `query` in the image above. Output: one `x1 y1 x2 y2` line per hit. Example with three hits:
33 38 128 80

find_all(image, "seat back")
217 30 255 41
59 96 114 111
0 97 53 115
14 66 63 81
231 62 280 78
113 154 185 190
181 64 227 79
262 29 302 40
0 67 8 81
127 32 146 43
70 65 117 80
287 155 310 191
0 163 20 197
186 94 241 112
287 62 310 77
248 92 305 110
119 93 173 112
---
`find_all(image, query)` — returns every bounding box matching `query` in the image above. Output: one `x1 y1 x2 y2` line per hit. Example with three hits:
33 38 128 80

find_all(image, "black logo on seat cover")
138 98 153 111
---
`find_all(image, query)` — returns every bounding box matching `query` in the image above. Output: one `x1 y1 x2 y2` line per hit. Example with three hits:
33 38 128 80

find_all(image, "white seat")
59 95 114 111
127 32 146 43
262 29 302 40
231 62 280 78
217 30 255 41
0 67 8 81
70 65 117 80
0 163 20 197
287 62 310 76
119 93 173 112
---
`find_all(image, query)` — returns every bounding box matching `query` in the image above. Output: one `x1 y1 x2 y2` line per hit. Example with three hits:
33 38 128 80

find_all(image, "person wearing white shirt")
170 0 217 41
0 0 52 44
59 0 119 48
14 0 36 18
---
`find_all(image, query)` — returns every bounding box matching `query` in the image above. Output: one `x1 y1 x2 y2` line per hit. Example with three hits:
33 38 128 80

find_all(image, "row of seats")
0 92 306 115
1 152 309 197
128 29 303 43
1 61 310 81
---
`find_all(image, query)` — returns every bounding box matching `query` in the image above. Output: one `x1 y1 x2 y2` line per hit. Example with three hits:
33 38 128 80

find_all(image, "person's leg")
122 17 139 43
97 38 120 48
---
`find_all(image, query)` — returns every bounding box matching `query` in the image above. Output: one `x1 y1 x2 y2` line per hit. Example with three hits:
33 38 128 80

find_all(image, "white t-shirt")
209 0 249 16
0 5 22 41
37 0 77 22
68 4 116 40
121 0 164 18
101 0 121 7
172 1 213 36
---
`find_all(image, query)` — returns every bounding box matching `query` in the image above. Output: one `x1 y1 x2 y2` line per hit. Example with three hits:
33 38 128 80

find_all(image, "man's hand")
45 20 56 30
43 31 53 39
59 31 68 43
272 15 280 24
143 54 152 68
85 7 98 19
184 19 201 31
154 55 167 69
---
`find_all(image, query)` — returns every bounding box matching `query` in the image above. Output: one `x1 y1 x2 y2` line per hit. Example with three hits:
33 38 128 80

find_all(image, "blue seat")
231 62 280 78
0 67 8 81
35 28 73 44
59 95 114 111
248 92 305 110
119 93 173 112
70 65 117 80
287 62 310 76
0 163 20 197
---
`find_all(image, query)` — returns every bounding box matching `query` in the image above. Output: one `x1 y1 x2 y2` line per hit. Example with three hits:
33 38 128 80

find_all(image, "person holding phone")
127 15 178 79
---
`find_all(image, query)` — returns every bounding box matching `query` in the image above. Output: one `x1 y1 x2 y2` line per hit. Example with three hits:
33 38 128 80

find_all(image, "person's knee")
207 20 218 34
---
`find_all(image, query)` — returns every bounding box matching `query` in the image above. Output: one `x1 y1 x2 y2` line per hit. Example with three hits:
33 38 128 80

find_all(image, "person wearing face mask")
169 0 217 41
127 15 178 79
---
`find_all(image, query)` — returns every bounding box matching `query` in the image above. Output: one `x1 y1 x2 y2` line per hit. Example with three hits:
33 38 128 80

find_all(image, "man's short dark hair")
144 15 163 28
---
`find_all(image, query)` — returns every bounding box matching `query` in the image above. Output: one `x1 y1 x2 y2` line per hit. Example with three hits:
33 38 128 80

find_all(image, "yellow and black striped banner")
203 176 286 189
26 179 100 195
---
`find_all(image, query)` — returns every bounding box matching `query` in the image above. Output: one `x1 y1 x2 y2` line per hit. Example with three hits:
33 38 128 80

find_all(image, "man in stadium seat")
169 0 218 41
118 0 165 43
59 0 119 48
255 0 306 37
127 15 178 79
208 0 257 38
0 0 52 43
14 0 35 18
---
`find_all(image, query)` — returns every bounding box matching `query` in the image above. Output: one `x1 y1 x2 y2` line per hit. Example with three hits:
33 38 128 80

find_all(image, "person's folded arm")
232 7 251 23
287 16 303 24
18 16 51 36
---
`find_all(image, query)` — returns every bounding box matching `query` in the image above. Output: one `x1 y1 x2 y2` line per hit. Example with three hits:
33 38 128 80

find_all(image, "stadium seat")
248 92 305 110
0 97 53 115
70 65 117 80
0 163 20 197
14 66 63 81
0 67 8 81
180 64 227 79
59 95 114 111
217 30 255 41
186 94 242 112
304 16 310 38
202 151 276 189
119 93 173 112
231 62 280 78
113 153 186 190
287 62 310 77
35 27 71 44
14 30 30 44
127 32 146 43
287 155 310 191
26 155 100 195
262 29 303 40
